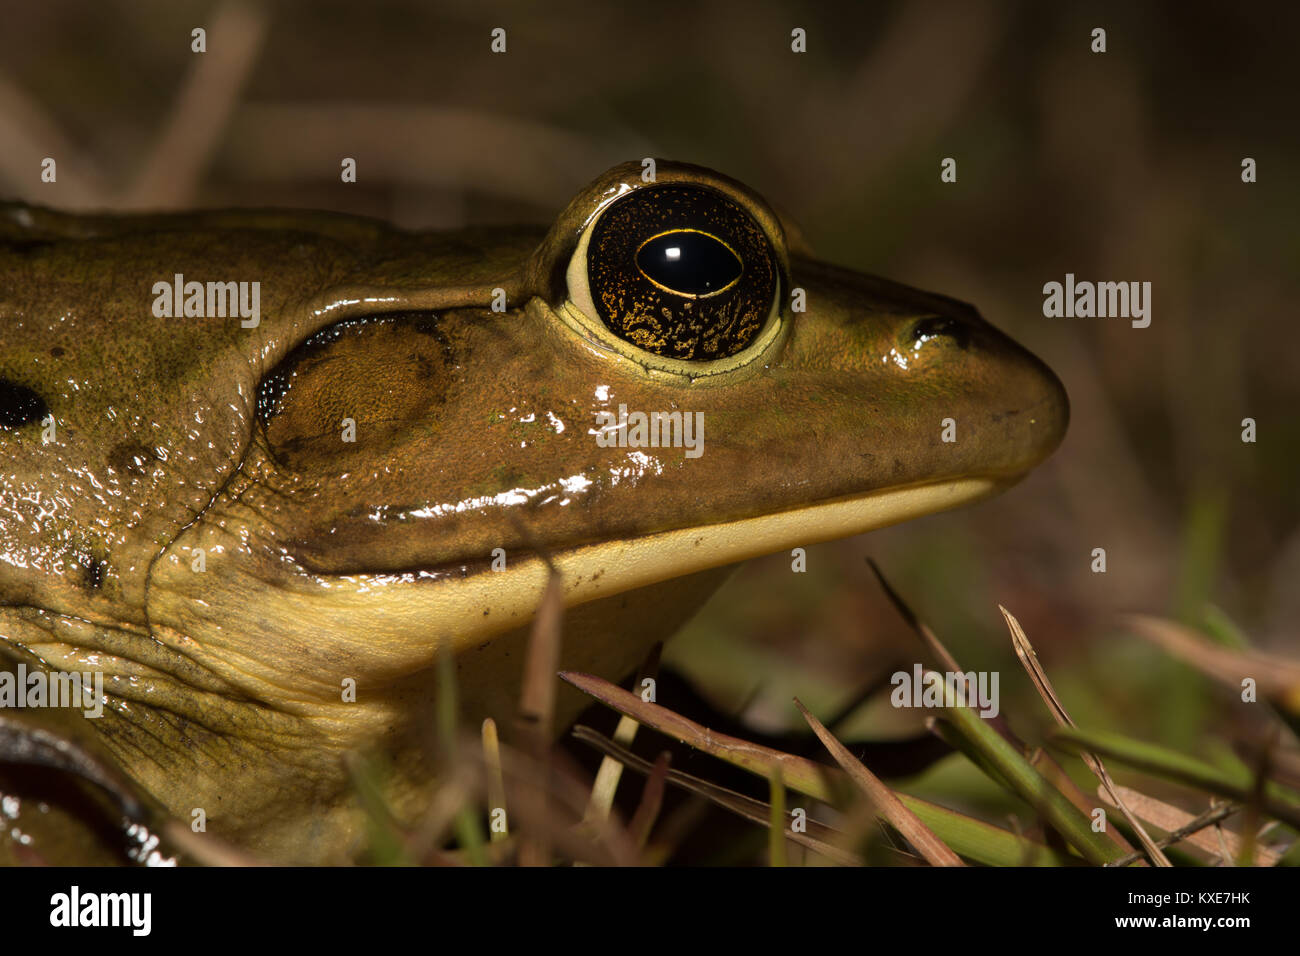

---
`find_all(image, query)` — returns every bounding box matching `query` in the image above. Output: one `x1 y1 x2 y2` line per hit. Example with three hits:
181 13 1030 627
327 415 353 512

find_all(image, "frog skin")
0 161 1068 863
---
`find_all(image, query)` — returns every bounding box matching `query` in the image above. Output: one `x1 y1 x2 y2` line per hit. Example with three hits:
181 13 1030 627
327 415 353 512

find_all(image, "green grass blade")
1050 726 1300 830
933 675 1125 865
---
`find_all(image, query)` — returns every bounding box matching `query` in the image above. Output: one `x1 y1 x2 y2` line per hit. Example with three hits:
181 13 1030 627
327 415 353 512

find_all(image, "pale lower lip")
257 476 1009 657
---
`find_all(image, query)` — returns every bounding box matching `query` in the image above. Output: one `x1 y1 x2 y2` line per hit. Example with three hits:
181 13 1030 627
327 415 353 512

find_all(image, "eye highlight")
635 229 742 298
577 184 779 362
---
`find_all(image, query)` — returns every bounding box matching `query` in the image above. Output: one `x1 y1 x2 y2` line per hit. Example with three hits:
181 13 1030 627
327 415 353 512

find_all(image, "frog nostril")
910 316 970 350
0 379 49 429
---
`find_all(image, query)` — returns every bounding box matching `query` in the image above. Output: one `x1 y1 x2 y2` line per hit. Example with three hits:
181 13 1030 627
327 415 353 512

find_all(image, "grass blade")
563 672 1075 865
796 698 963 866
1050 726 1300 830
1002 604 1167 865
584 643 662 823
935 675 1126 865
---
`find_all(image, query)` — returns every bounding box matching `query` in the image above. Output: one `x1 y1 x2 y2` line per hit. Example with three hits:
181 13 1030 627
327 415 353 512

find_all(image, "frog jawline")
290 476 1009 655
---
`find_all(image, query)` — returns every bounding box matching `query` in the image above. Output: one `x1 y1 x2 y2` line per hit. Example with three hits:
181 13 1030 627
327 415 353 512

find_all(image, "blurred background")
2 0 1296 846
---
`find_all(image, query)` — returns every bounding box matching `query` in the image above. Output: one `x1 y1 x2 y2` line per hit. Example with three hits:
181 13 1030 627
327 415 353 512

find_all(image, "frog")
0 160 1068 863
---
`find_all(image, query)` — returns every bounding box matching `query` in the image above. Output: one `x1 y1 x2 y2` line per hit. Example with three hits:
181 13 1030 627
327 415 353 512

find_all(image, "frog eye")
565 184 780 363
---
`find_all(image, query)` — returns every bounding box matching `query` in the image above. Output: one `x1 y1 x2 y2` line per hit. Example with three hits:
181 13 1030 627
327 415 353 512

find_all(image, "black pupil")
636 231 743 297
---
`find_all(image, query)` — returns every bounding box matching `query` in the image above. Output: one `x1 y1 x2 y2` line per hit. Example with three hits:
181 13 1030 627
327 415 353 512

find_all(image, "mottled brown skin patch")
107 440 158 477
258 313 455 472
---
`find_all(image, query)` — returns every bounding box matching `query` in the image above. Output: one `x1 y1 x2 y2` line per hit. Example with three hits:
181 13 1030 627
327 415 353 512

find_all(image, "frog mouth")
480 474 1010 597
255 475 1011 654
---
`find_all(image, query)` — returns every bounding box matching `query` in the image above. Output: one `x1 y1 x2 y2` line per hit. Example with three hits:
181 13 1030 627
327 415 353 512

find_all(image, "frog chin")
140 474 1013 708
